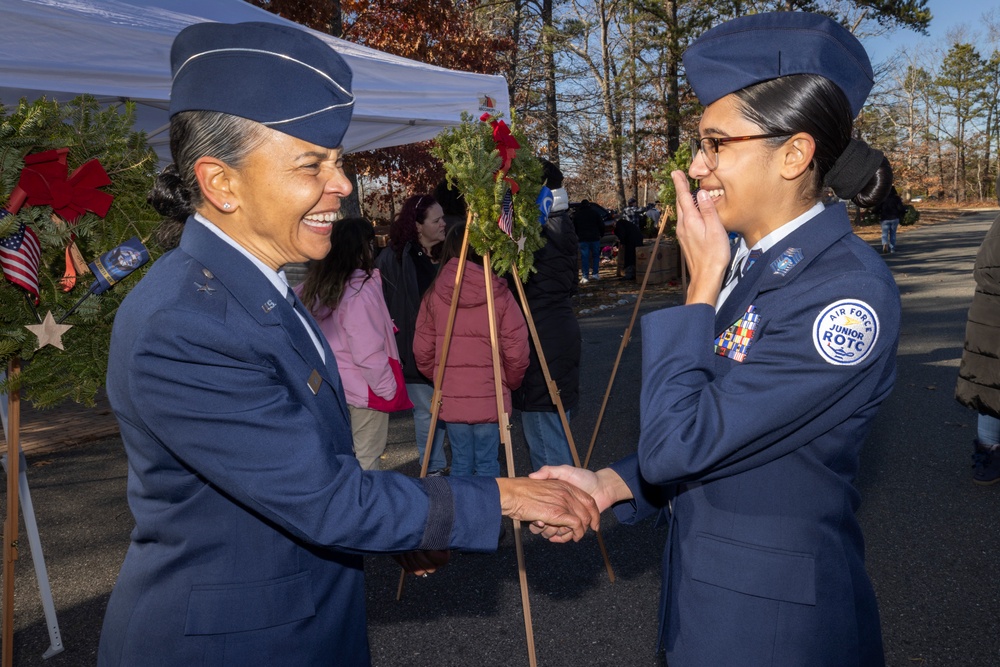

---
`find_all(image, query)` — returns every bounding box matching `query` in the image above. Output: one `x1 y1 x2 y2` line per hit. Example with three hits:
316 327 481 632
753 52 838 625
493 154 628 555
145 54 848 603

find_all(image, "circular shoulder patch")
812 299 880 366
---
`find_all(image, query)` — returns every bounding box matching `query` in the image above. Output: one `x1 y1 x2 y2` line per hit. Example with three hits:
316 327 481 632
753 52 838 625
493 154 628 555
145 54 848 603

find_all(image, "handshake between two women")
396 468 627 577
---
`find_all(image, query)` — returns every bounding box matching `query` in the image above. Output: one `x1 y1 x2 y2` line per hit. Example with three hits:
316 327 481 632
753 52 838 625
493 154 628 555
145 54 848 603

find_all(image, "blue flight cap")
682 12 874 117
169 22 355 149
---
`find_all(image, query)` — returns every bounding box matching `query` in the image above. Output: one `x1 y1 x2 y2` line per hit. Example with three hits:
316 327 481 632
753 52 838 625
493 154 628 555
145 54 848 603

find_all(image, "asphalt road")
3 210 999 666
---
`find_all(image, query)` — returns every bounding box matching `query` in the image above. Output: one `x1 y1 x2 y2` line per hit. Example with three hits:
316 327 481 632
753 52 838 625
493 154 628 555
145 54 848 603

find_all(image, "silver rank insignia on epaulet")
195 268 216 294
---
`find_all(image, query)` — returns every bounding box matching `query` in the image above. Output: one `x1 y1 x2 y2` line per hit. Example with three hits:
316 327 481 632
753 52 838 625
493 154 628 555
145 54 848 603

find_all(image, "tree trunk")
664 0 680 156
542 0 559 165
597 0 626 210
329 0 342 37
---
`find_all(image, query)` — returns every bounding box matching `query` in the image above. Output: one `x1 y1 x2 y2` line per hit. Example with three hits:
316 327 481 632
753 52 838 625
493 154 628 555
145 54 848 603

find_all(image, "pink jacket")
413 259 529 424
298 269 399 408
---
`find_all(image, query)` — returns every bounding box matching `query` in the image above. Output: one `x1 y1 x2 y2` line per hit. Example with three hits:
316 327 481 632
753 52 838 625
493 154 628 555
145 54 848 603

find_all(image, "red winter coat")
413 259 529 424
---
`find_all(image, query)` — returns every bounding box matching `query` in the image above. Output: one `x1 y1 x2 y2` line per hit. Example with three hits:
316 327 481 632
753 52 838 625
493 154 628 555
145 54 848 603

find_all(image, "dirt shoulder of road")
573 204 998 317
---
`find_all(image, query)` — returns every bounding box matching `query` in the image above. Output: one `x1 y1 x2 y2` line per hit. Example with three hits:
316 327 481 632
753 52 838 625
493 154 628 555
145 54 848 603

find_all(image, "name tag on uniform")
307 369 323 395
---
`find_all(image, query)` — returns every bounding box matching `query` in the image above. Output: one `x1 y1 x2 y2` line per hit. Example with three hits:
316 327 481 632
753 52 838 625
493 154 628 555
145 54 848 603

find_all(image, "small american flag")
497 188 514 238
0 212 42 304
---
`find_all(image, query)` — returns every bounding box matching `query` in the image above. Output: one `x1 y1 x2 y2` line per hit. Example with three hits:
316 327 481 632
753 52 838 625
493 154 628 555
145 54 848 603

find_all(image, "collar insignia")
770 247 804 276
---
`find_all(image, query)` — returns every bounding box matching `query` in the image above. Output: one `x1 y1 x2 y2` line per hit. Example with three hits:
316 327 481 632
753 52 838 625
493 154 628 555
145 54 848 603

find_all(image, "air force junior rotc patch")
812 299 879 366
715 305 759 362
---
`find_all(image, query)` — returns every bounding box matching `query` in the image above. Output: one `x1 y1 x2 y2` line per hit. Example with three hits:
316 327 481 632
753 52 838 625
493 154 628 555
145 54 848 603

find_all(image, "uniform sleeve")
609 453 672 525
412 295 437 381
637 270 900 485
339 282 396 400
127 307 500 554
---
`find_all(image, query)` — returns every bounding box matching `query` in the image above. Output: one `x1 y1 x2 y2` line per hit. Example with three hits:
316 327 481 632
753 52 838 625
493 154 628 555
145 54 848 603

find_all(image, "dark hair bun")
852 156 893 209
823 139 889 205
148 163 193 222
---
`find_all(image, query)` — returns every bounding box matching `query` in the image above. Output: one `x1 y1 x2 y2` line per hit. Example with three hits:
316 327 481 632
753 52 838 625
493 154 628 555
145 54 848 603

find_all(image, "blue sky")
862 0 997 65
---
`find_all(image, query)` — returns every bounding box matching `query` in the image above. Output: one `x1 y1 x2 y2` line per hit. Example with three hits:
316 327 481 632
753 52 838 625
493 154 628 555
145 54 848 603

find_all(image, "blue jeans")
446 422 500 476
979 413 1000 446
406 382 448 472
520 410 574 471
880 218 898 251
580 241 601 279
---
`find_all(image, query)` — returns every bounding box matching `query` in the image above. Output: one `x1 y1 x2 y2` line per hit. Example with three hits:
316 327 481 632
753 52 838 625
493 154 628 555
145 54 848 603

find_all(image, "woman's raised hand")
671 170 731 306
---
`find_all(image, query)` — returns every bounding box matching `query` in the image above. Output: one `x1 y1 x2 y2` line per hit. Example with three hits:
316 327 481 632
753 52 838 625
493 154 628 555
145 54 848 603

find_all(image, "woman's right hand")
527 466 633 520
671 170 731 306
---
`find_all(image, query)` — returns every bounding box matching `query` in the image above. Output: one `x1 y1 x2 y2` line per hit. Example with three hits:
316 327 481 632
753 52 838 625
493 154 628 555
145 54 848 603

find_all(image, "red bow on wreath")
481 113 521 238
1 149 114 301
481 113 521 193
17 148 113 223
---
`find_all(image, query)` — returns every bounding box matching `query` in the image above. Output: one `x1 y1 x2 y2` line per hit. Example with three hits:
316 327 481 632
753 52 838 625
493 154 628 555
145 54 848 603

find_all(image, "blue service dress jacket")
610 203 899 666
98 219 501 666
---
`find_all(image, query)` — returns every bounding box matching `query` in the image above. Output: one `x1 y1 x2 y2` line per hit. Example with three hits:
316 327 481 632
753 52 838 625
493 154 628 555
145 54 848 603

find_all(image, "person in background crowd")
413 223 530 477
615 202 643 281
514 159 582 470
375 194 450 475
573 199 604 283
434 179 468 231
297 217 410 470
645 201 661 228
956 173 1000 485
532 12 899 665
877 185 906 254
100 21 599 665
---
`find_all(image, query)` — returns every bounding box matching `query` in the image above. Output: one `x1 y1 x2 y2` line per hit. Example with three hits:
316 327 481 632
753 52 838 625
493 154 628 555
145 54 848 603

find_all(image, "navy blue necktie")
286 289 326 359
742 248 764 277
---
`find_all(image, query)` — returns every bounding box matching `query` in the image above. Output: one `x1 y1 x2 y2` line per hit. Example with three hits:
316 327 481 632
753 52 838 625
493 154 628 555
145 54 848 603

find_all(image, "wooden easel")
583 210 679 469
2 359 21 667
396 216 540 665
0 362 66 665
399 210 624 665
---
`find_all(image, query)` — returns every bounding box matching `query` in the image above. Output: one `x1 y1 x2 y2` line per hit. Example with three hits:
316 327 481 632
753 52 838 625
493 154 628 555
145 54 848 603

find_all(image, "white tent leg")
0 380 65 659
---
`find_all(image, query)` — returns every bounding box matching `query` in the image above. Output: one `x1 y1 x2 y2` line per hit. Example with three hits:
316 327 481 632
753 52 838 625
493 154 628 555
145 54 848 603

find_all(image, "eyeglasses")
689 133 791 171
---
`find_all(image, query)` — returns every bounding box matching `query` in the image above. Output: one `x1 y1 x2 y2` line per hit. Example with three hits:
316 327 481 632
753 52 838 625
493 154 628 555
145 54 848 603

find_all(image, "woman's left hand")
393 549 450 576
671 170 731 306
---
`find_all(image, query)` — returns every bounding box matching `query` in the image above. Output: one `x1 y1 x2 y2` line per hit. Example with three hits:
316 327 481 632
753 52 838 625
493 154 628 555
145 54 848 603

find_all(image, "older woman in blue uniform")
532 12 899 666
98 21 599 666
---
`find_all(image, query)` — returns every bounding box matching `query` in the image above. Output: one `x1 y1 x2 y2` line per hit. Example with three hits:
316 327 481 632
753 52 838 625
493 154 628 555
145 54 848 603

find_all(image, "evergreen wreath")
0 96 159 408
430 112 544 279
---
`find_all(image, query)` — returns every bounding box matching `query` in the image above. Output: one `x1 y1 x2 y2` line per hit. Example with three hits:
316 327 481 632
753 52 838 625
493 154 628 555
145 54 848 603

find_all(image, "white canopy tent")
0 0 510 161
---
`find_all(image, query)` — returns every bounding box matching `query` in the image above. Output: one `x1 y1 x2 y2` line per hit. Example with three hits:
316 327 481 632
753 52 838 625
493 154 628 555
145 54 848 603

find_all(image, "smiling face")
216 128 353 270
416 202 446 250
688 95 790 244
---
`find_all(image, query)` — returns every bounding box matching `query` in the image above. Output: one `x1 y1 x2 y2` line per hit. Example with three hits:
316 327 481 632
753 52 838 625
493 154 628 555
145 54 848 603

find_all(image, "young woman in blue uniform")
533 12 900 666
